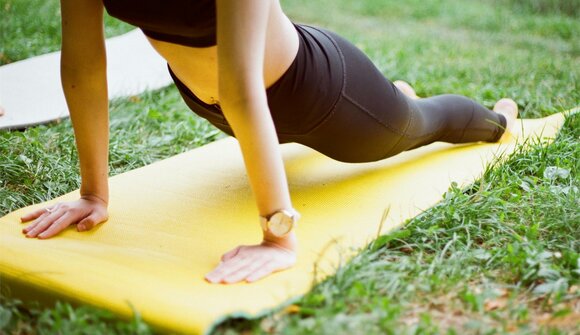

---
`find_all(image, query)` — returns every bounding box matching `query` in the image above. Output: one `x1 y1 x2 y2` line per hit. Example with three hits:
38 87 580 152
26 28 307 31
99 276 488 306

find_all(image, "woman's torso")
103 0 299 105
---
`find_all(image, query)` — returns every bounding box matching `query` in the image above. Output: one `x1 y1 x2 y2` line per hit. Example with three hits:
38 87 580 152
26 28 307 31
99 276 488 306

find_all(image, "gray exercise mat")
0 29 172 130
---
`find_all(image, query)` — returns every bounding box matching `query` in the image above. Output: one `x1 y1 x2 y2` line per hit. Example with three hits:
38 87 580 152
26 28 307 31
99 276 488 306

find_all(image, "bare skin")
147 1 297 106
21 0 519 285
393 80 419 99
493 98 519 140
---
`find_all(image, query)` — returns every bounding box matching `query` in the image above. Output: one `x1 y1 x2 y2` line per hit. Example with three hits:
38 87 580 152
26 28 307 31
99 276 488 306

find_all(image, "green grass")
0 300 152 335
211 114 580 335
1 0 579 334
0 89 224 214
0 0 133 65
501 0 580 17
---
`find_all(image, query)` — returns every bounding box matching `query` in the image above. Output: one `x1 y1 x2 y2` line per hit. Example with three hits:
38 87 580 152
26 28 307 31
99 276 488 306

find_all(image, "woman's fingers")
21 199 108 239
246 251 295 283
22 212 49 234
21 207 50 223
77 213 105 232
207 244 297 284
206 251 251 283
24 210 65 238
22 204 61 233
26 211 104 238
37 212 76 239
222 255 269 284
246 261 278 283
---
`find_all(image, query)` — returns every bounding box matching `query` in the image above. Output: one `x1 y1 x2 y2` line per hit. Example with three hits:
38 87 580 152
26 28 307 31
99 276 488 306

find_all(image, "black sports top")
102 0 217 47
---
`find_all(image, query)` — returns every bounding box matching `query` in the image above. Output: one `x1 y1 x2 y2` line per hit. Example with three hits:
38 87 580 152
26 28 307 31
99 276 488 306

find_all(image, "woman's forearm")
61 54 109 203
220 94 292 218
59 0 110 203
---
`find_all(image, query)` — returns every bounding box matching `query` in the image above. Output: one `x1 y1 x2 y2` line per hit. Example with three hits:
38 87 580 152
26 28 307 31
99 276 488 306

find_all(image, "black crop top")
102 0 217 47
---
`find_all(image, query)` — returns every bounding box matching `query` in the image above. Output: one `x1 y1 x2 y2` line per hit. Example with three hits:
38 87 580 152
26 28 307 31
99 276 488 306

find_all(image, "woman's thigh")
296 27 413 163
294 27 505 163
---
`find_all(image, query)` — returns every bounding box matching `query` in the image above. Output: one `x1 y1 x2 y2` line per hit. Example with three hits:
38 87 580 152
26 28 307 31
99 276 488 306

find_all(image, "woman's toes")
494 98 518 122
493 98 519 139
494 98 517 113
393 80 419 99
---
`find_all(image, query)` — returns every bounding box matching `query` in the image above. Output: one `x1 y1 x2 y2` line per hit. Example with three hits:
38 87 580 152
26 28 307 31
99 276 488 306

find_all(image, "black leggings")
170 24 506 163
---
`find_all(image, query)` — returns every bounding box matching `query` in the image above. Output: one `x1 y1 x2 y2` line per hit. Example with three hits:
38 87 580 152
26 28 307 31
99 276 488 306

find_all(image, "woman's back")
103 0 299 105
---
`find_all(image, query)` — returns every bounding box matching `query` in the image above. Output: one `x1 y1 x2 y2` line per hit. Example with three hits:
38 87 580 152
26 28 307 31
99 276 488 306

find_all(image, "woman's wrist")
80 180 109 205
80 192 109 206
262 230 298 252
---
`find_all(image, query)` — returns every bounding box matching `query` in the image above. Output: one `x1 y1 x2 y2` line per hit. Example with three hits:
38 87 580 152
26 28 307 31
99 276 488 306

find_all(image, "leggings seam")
400 96 415 137
342 92 446 142
491 114 507 142
342 93 407 136
305 25 412 140
383 97 416 156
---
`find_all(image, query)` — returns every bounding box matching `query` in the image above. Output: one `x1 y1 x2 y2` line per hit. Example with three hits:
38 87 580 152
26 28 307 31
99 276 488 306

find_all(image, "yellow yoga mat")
0 112 571 334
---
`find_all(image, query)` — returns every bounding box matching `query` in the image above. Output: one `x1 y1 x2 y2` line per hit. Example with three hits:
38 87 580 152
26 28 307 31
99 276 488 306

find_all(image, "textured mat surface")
0 112 570 334
0 29 172 130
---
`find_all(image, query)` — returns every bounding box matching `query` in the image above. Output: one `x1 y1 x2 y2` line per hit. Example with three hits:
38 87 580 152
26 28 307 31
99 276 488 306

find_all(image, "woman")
21 0 518 284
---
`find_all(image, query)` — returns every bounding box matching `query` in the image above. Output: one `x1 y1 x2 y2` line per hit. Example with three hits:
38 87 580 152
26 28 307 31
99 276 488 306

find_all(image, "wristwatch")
260 208 300 237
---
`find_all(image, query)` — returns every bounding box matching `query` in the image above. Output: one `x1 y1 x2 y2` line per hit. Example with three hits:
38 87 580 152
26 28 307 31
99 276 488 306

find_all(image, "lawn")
1 0 578 334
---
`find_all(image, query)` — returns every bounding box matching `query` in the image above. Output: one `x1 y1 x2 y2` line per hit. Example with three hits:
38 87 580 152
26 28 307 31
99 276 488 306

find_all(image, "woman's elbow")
219 83 268 115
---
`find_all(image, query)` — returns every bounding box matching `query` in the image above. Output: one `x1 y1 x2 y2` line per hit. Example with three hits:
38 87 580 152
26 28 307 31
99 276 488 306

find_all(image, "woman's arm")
21 0 109 238
205 0 297 284
61 0 109 202
217 0 291 218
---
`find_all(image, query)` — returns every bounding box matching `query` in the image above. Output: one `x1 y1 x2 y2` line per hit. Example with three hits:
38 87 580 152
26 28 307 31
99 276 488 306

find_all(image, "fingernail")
208 276 222 284
38 233 46 239
77 224 85 231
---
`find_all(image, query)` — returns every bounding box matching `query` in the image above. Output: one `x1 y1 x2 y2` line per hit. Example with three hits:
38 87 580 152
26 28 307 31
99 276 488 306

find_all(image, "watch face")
269 211 293 237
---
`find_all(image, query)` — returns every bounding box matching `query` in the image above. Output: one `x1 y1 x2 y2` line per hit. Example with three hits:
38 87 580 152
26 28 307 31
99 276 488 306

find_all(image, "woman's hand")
21 195 108 239
205 232 297 284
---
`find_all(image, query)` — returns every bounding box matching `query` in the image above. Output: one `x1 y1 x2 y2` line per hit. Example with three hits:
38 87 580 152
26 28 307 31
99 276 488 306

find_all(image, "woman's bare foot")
393 80 419 99
493 98 518 140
